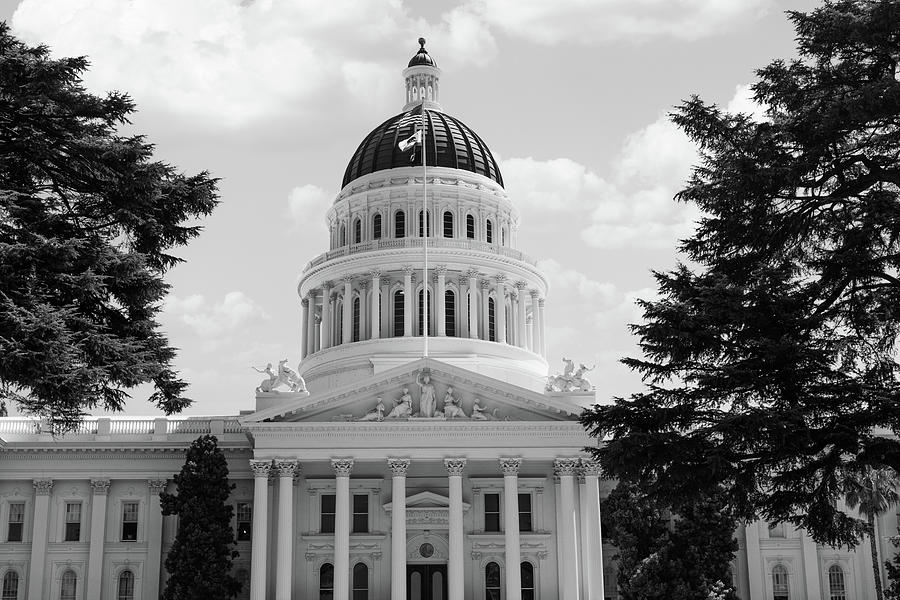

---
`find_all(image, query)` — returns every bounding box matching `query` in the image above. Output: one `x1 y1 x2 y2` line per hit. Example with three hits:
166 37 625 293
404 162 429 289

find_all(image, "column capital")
515 280 528 290
494 273 507 284
499 457 521 475
388 458 411 476
435 265 449 275
369 269 382 279
580 458 601 477
480 279 491 290
250 459 272 478
402 265 416 276
301 297 309 308
553 457 580 477
33 479 53 495
538 298 546 307
358 280 369 290
458 276 469 287
341 274 354 284
307 288 319 298
275 459 300 478
90 479 111 495
332 458 354 477
444 458 466 476
322 280 333 290
148 479 168 495
530 289 540 298
467 268 480 279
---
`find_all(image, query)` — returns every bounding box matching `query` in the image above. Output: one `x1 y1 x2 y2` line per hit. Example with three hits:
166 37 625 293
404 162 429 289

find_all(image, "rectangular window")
7 502 24 542
484 493 500 532
64 502 81 542
121 501 139 541
236 502 252 541
518 493 533 532
320 494 336 534
352 494 368 533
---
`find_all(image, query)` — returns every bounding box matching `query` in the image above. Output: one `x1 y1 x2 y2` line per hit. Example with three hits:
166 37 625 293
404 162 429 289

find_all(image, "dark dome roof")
342 104 504 189
408 37 437 67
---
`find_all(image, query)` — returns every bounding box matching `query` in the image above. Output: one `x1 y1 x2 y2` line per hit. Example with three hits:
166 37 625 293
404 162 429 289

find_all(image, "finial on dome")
408 37 437 68
419 37 426 48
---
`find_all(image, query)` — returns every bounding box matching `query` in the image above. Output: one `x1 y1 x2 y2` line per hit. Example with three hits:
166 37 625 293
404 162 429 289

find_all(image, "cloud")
725 83 768 122
501 158 615 212
538 258 617 305
472 0 774 44
10 0 495 128
163 291 269 336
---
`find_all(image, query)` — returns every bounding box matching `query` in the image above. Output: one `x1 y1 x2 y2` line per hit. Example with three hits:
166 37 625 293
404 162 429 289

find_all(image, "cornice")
0 445 252 458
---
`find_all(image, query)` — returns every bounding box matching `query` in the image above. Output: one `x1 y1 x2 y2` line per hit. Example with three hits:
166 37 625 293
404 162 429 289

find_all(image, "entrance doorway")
407 564 447 600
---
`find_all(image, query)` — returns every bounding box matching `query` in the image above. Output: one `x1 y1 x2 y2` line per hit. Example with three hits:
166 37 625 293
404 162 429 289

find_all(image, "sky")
5 0 819 417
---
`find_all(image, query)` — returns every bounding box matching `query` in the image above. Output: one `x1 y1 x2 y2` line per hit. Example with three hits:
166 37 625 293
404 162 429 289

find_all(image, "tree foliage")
603 482 739 600
887 526 900 599
581 0 900 548
0 23 218 429
161 435 241 600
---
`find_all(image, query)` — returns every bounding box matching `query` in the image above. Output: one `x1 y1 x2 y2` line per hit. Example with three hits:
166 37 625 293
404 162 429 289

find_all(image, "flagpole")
421 101 428 358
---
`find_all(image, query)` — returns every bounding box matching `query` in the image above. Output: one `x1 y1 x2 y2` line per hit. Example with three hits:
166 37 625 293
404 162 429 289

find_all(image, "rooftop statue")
253 359 307 394
546 358 594 392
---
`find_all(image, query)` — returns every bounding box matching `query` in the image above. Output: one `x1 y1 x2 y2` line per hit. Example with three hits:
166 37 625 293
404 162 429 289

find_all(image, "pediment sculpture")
545 358 594 392
253 359 307 394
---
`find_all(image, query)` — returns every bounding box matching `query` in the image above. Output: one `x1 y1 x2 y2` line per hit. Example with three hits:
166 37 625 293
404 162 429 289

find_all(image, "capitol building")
0 41 895 600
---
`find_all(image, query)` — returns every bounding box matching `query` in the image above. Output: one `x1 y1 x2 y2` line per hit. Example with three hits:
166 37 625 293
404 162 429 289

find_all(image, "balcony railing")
304 237 537 271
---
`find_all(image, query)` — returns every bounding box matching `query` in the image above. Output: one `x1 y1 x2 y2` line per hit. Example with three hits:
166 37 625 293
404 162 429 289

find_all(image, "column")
389 458 410 600
306 291 318 355
554 475 567 600
467 269 479 339
579 460 604 600
436 266 447 336
457 277 469 338
745 521 763 600
530 291 542 357
86 479 110 600
495 275 508 344
501 457 522 600
27 479 52 600
333 458 354 600
315 315 321 352
538 298 547 357
403 267 414 336
801 529 823 599
342 275 353 345
370 271 381 340
322 282 333 349
146 479 166 600
577 469 590 600
480 280 490 341
554 459 580 600
250 460 271 600
445 459 466 600
526 316 533 352
275 459 298 600
301 297 310 359
381 279 390 336
359 280 369 341
515 282 527 348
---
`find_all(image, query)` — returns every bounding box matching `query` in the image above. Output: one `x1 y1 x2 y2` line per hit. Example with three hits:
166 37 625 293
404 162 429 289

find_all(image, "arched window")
2 572 19 600
521 562 535 600
353 218 361 244
60 570 77 600
352 563 368 600
486 219 493 243
395 211 406 239
352 296 361 343
466 214 475 239
418 210 431 237
340 224 347 246
373 214 382 240
485 562 501 600
445 290 456 337
393 290 404 337
319 563 334 600
828 565 846 600
488 297 496 342
418 289 432 336
117 571 134 600
443 211 454 238
772 564 789 600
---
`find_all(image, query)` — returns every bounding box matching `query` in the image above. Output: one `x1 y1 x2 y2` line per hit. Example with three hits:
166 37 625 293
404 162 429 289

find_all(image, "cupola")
403 38 442 111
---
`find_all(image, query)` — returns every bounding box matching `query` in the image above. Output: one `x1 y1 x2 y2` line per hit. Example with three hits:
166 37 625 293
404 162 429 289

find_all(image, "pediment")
384 491 470 513
240 358 588 425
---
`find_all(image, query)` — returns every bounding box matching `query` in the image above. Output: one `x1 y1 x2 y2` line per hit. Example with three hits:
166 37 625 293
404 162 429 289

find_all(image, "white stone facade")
0 41 896 600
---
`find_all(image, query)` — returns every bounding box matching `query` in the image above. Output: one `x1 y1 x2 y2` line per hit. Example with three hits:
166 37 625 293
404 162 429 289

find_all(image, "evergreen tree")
603 482 739 600
160 435 241 600
581 0 900 548
0 23 218 429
